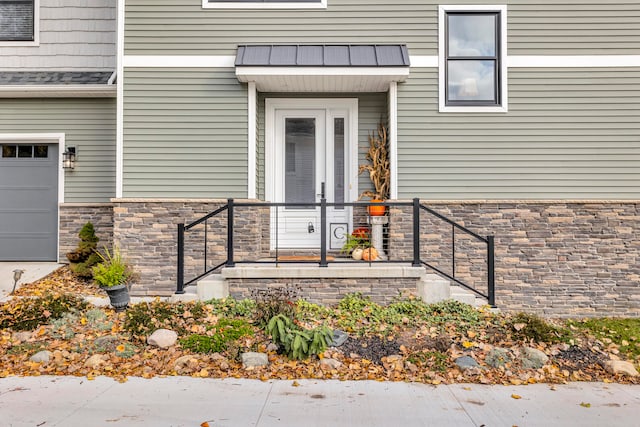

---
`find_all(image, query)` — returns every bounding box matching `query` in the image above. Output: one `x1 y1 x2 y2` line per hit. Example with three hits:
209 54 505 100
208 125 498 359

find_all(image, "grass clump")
509 312 570 343
206 297 256 318
123 301 207 341
180 319 254 354
0 293 88 331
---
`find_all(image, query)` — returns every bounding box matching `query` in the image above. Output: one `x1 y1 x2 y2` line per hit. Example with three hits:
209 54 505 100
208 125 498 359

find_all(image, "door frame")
265 98 359 205
0 133 65 262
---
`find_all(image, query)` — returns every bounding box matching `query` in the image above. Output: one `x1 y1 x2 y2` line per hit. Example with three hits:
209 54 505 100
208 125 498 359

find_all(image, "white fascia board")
0 86 117 97
236 67 410 79
124 55 236 68
508 55 640 68
202 0 326 9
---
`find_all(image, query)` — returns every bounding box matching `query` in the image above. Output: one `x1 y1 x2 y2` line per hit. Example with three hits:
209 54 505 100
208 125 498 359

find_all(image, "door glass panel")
18 145 33 158
34 145 48 158
334 117 345 209
2 145 17 158
284 118 316 209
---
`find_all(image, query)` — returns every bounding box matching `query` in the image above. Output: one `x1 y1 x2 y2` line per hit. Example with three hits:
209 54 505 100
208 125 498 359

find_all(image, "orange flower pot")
367 199 386 216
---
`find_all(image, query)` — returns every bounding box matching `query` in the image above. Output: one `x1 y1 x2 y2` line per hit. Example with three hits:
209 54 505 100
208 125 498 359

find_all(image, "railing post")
226 198 235 267
412 198 421 267
487 235 495 307
320 198 328 267
176 223 185 294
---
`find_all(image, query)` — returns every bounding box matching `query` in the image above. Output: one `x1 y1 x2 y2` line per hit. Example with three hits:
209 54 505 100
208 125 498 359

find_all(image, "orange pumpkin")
368 199 386 216
362 247 379 261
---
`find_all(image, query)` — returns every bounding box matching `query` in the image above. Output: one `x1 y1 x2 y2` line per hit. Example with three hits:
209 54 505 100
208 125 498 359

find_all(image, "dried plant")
359 121 390 200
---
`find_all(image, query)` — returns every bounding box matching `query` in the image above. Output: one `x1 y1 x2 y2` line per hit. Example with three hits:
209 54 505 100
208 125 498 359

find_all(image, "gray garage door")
0 143 58 261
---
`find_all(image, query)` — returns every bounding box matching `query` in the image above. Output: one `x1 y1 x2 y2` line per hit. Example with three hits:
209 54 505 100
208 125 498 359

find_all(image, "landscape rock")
455 355 479 371
147 329 178 349
266 343 279 352
84 354 107 369
330 330 349 347
320 358 343 370
485 348 512 368
29 350 51 363
93 335 119 352
603 360 639 377
13 331 32 342
520 347 549 369
174 355 198 372
241 352 269 368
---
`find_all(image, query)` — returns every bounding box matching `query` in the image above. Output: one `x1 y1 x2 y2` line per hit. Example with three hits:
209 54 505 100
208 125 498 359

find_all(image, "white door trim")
0 133 65 262
265 98 358 204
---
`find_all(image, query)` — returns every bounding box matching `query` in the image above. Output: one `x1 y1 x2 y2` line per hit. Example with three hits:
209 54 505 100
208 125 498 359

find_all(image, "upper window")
0 0 34 42
203 0 326 9
439 5 507 113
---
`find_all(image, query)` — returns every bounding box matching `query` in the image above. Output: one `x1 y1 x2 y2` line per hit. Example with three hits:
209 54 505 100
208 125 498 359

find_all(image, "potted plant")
92 246 134 312
359 121 390 216
340 227 372 260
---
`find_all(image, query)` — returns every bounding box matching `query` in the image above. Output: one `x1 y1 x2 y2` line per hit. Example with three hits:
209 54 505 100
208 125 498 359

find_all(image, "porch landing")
188 263 486 307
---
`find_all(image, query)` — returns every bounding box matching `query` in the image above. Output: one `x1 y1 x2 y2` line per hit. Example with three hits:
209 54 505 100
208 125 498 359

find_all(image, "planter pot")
101 284 130 312
368 199 386 216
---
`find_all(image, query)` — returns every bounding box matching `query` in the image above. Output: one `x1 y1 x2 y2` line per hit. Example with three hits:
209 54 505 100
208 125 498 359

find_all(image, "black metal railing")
176 198 496 306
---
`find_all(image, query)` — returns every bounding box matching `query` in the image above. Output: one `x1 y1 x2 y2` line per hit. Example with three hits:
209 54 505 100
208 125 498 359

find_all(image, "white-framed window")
0 0 39 46
203 0 327 10
438 5 507 113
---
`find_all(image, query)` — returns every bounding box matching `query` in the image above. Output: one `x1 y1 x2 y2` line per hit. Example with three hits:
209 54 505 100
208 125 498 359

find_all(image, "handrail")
176 198 496 306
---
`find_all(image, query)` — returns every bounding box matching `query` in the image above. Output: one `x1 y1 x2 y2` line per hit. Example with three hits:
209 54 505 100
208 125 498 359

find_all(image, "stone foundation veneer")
59 203 114 262
389 200 640 317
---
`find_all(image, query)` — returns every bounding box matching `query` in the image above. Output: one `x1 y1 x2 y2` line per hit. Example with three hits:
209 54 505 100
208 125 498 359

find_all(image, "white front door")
266 99 358 249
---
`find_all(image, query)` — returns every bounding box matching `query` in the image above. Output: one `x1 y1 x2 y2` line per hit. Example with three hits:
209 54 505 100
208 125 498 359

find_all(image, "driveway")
0 262 62 301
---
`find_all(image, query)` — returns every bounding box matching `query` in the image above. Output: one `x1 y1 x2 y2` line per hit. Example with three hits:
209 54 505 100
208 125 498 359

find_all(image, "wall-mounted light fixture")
62 146 76 170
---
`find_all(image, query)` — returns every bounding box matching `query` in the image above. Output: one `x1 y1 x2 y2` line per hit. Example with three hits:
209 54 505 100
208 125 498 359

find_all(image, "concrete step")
450 285 488 308
195 273 229 300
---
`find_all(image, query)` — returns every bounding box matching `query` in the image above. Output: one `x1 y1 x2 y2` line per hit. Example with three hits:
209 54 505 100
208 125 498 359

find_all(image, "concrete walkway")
0 262 62 301
0 377 638 427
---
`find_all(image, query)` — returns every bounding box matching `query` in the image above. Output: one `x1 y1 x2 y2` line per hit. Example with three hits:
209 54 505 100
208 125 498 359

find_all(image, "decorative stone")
84 354 107 369
266 343 279 352
174 355 198 371
241 352 269 368
486 348 512 368
603 360 639 377
147 329 178 349
330 330 348 347
520 347 549 369
320 358 343 370
455 355 479 370
30 350 51 363
13 332 32 342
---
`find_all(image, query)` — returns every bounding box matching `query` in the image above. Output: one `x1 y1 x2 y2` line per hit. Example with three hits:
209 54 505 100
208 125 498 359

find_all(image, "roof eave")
0 85 117 98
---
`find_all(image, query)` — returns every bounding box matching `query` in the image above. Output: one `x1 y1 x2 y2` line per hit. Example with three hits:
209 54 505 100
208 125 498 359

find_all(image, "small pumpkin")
362 247 378 261
351 248 364 260
367 199 386 216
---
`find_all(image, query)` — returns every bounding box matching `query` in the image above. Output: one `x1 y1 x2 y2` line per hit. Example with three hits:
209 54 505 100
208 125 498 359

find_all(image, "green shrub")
66 222 100 279
267 314 333 360
206 297 256 318
180 319 254 354
509 312 570 343
0 293 88 331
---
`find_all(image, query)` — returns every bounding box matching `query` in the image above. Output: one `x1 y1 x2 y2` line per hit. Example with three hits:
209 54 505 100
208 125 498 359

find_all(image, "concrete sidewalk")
0 377 638 427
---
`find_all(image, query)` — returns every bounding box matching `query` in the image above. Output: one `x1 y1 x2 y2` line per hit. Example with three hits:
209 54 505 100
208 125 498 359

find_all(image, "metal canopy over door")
267 99 357 249
0 143 58 261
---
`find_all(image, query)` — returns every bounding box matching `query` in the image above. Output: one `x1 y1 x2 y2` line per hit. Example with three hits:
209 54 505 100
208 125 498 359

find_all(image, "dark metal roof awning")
235 45 410 92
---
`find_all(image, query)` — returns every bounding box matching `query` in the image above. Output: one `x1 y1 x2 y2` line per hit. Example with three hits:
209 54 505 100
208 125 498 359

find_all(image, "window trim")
438 4 507 113
0 0 39 46
202 0 327 10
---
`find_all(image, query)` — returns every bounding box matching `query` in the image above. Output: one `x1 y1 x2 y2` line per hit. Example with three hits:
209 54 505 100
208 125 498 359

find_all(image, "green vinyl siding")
0 98 116 202
256 92 386 200
123 68 248 198
124 0 640 56
397 68 640 200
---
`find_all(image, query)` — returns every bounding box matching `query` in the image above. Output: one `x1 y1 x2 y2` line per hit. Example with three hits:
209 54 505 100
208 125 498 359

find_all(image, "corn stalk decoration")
358 121 390 200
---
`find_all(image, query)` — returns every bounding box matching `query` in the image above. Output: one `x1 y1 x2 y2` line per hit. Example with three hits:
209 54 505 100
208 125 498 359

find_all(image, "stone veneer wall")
112 199 268 296
227 278 418 306
389 201 640 317
59 204 114 261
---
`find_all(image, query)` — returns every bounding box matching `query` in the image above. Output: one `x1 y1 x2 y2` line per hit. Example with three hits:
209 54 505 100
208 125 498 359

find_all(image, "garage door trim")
0 133 65 262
